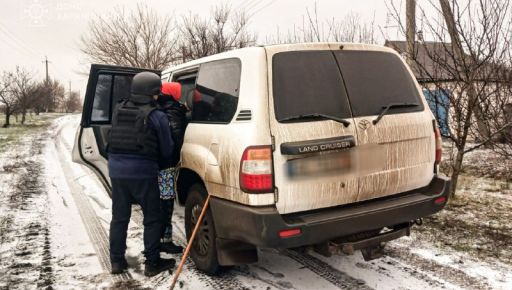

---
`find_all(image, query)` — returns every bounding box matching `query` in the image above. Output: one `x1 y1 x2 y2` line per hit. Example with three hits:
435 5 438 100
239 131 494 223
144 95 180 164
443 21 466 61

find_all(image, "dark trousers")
110 177 162 264
161 198 175 240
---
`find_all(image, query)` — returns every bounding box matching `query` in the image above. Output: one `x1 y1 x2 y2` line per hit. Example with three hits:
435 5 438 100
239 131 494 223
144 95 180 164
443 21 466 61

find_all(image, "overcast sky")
0 0 437 94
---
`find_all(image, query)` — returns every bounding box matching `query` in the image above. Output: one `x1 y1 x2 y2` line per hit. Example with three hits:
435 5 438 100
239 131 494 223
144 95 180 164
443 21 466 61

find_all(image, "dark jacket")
158 99 188 167
108 110 174 179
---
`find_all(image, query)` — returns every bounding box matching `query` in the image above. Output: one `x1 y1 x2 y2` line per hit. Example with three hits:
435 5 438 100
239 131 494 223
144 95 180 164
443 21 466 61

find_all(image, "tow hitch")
314 225 411 261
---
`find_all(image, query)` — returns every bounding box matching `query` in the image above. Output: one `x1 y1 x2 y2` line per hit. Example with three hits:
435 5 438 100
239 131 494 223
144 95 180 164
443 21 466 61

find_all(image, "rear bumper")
210 175 451 248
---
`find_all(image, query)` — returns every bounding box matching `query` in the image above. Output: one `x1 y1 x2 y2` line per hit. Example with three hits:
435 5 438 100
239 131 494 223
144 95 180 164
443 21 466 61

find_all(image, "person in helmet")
108 71 175 277
156 82 188 254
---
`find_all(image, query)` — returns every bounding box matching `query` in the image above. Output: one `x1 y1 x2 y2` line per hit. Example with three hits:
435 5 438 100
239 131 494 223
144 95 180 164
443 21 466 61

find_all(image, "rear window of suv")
272 50 423 122
334 50 423 117
272 51 352 122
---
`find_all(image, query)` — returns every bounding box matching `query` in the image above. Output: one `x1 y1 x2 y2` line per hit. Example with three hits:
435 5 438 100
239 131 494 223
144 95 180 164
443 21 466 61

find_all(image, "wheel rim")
190 203 210 256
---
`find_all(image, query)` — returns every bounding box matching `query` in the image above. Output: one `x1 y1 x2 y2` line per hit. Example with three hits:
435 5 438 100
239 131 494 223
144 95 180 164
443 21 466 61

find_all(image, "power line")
244 0 264 14
238 0 261 14
49 62 70 82
0 33 33 59
250 0 277 18
0 21 40 60
0 28 40 60
234 0 254 11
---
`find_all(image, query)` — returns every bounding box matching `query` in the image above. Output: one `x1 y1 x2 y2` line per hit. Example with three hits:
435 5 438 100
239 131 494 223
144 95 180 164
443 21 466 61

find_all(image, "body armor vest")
109 100 159 160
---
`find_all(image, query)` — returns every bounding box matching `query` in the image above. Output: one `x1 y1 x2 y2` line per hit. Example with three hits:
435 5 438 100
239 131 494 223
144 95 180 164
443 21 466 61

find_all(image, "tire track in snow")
282 249 373 290
53 128 133 283
384 245 492 290
131 208 251 290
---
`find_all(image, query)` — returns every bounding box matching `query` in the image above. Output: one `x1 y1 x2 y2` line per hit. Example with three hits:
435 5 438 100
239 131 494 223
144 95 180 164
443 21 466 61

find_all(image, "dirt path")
0 131 55 289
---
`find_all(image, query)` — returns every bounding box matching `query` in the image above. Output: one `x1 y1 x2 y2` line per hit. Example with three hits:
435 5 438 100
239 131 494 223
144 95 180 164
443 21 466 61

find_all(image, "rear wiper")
372 102 419 125
279 113 350 127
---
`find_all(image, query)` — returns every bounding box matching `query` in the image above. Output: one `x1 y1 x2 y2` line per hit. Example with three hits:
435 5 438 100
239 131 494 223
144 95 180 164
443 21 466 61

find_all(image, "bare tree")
387 0 512 196
265 3 378 44
81 4 179 70
10 67 37 125
0 71 16 128
178 4 256 62
31 79 66 114
32 81 51 114
62 91 81 113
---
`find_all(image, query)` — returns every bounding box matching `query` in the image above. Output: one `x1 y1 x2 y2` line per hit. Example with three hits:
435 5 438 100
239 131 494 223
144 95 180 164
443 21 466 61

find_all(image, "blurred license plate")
287 151 352 178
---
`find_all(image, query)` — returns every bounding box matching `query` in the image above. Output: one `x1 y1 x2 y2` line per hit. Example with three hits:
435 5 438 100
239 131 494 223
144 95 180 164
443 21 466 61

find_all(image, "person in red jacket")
157 82 188 254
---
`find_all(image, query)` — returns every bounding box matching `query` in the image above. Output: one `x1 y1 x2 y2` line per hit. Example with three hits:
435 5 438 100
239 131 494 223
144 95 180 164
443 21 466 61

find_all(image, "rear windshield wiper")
279 113 351 127
373 102 419 125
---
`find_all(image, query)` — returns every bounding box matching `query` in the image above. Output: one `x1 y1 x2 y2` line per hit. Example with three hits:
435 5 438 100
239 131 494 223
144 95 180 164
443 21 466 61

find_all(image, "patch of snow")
44 137 106 289
411 247 512 290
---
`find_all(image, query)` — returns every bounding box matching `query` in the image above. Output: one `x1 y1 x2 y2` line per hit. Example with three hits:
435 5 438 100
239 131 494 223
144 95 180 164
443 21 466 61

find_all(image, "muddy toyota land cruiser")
72 42 450 274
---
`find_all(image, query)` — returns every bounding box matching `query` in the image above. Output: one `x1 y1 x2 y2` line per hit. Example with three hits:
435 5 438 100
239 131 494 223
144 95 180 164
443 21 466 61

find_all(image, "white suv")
73 42 450 274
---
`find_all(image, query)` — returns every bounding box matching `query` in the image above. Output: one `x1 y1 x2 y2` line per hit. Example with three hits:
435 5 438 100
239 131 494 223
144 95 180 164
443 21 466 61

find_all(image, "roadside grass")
0 113 66 153
416 174 512 265
427 141 512 264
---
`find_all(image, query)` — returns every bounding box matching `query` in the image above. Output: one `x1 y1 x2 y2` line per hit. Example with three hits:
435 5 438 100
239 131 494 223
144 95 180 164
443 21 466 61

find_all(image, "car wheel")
185 183 220 275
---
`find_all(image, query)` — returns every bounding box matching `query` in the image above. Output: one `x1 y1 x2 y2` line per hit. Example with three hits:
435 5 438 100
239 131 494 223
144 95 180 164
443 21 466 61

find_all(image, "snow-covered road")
1 115 511 290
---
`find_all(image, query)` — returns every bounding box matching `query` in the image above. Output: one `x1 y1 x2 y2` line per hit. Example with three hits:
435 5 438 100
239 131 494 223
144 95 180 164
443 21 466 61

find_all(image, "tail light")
240 146 274 193
434 125 442 165
434 196 446 205
279 228 301 238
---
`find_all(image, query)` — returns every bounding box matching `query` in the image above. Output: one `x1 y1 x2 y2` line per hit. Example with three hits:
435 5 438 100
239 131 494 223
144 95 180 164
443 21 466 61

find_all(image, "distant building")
385 40 512 138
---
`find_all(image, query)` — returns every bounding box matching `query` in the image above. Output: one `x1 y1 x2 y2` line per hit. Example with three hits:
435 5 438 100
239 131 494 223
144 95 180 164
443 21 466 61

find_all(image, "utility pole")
68 81 72 113
42 56 50 83
406 0 416 67
42 56 51 112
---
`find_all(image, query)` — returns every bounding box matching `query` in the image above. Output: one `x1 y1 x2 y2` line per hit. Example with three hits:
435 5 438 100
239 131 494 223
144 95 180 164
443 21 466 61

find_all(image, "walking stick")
170 194 211 290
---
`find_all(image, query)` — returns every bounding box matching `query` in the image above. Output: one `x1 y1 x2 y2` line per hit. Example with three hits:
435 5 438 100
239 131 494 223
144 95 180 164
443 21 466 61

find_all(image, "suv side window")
112 75 133 106
91 74 112 122
90 73 133 123
193 58 241 123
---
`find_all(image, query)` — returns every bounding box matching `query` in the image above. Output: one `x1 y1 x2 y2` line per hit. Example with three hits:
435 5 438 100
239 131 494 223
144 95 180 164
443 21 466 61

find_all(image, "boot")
111 259 128 274
161 241 184 254
144 258 176 277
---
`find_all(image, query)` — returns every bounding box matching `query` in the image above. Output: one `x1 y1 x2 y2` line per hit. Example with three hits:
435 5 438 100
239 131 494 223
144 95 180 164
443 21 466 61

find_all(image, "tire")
185 184 220 275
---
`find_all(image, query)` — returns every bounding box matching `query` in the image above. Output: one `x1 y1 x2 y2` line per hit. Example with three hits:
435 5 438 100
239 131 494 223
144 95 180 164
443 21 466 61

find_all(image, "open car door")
72 64 160 192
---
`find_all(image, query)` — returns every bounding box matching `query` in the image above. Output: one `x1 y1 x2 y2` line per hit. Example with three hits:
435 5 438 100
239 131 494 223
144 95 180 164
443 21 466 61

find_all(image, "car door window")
193 58 241 123
112 75 133 106
175 75 197 109
91 74 112 122
90 73 134 123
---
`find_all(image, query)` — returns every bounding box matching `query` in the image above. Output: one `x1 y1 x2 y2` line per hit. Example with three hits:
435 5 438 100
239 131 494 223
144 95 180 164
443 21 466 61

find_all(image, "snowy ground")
1 114 511 290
